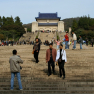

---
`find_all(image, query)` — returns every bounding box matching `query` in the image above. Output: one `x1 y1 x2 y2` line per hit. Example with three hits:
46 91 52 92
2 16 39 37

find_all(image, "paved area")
0 33 94 94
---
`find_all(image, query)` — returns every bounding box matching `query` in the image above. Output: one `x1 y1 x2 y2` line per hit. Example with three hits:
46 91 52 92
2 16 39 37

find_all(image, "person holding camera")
56 44 67 79
9 50 23 90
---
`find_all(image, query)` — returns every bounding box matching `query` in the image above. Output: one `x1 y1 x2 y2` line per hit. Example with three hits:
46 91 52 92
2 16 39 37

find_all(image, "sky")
0 0 94 24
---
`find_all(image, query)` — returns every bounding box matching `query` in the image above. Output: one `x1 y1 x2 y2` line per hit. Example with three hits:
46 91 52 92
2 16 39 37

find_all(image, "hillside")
62 17 80 30
23 23 32 32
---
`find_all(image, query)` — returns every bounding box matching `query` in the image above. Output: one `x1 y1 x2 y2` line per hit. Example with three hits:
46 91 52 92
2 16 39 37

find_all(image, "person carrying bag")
56 44 67 79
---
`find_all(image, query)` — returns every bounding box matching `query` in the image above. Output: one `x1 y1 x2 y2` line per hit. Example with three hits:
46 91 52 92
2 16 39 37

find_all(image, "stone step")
0 90 94 94
1 87 94 90
0 81 94 86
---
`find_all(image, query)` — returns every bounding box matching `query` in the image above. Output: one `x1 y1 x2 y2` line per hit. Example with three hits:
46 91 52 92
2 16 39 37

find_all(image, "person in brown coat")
46 43 57 76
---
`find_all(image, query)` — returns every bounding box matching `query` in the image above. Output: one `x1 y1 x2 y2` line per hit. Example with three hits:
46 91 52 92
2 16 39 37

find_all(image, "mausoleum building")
32 12 64 32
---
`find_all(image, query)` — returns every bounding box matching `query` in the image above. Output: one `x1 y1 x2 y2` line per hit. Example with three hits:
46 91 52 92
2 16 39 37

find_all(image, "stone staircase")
39 32 55 43
0 33 94 94
19 32 37 42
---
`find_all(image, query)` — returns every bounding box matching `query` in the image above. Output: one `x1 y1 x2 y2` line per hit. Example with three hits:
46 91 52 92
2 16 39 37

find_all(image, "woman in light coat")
56 44 67 79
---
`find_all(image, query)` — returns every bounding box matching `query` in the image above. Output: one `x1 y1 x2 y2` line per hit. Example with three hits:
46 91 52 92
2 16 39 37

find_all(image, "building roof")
35 12 61 19
38 23 58 26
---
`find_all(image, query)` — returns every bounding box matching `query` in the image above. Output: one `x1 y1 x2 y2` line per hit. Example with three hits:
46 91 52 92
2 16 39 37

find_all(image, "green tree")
78 16 91 30
0 16 2 27
0 30 10 40
0 16 25 41
2 16 7 26
14 16 22 26
72 20 78 32
6 16 14 25
0 34 5 40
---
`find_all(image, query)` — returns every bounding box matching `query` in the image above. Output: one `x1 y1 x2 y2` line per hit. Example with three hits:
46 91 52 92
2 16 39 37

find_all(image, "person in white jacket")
72 32 77 50
56 44 67 79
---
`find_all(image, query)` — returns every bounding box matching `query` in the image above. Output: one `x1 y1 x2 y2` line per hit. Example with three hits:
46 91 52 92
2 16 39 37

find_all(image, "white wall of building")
38 26 58 32
32 22 38 32
37 19 59 23
32 20 64 32
58 21 64 32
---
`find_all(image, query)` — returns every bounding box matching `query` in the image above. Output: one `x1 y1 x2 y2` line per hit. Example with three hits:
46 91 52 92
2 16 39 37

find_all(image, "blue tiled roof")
38 23 58 26
35 12 61 19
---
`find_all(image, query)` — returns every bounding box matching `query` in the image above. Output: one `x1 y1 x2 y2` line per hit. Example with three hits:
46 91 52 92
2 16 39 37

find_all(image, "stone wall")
24 28 27 33
32 22 38 32
38 26 58 32
58 21 64 32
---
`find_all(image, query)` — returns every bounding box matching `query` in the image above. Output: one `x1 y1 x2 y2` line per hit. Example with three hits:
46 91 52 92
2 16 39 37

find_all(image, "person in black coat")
91 38 94 47
33 38 40 63
86 38 88 46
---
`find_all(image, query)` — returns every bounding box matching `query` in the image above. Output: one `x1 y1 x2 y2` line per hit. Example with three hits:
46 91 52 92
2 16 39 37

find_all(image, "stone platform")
0 43 94 94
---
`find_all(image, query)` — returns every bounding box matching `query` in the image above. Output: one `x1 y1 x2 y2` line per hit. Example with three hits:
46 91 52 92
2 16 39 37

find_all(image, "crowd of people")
6 31 94 90
54 31 94 50
42 31 83 50
9 38 67 90
0 40 14 46
1 31 93 48
0 40 35 46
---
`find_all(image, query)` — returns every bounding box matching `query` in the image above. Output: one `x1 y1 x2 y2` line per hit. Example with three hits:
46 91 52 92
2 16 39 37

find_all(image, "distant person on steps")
78 35 83 49
91 37 94 47
33 38 40 63
72 32 77 50
65 32 69 49
54 39 62 49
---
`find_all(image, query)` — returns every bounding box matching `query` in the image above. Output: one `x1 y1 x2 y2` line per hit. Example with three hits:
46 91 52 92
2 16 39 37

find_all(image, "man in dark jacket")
86 38 88 46
78 35 83 49
11 40 14 46
33 38 40 63
46 43 56 76
91 38 94 47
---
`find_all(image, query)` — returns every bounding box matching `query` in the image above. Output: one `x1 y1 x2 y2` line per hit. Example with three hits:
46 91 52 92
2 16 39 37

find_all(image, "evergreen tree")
0 16 25 41
6 16 14 25
14 16 22 26
2 16 7 26
72 20 78 32
0 16 2 27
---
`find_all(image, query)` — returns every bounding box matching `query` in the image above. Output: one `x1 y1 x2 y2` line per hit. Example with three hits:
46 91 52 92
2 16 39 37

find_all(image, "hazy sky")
0 0 94 24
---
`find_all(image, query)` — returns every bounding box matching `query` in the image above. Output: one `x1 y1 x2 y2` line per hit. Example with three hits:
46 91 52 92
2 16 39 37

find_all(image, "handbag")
56 62 59 66
58 58 62 65
58 58 62 63
32 50 34 54
58 50 64 64
68 40 70 45
72 41 74 45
